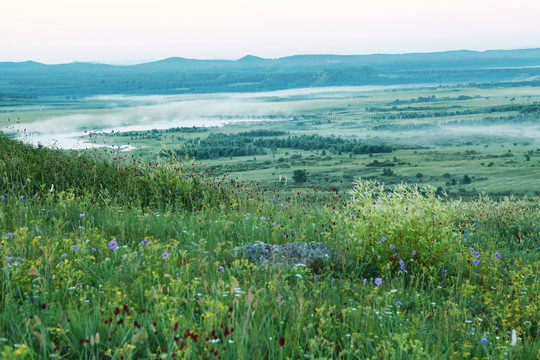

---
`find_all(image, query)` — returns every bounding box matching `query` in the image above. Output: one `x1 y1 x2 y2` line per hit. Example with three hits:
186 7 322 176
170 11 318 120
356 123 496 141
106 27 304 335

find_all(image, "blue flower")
72 245 79 251
374 278 383 286
494 252 501 259
412 250 417 256
390 244 395 250
78 226 84 230
473 259 480 266
15 257 23 262
470 327 475 334
90 247 97 252
109 240 118 250
141 240 150 246
19 195 25 200
5 256 14 262
218 266 225 273
80 213 86 218
478 338 489 345
260 216 266 221
396 301 403 306
162 252 169 260
7 232 13 239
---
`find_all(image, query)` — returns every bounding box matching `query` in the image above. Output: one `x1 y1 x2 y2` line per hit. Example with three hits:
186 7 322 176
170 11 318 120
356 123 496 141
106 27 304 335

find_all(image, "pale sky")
1 0 539 64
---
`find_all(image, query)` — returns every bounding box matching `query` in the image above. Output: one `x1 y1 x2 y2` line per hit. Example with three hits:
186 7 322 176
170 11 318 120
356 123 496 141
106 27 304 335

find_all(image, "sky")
1 0 539 64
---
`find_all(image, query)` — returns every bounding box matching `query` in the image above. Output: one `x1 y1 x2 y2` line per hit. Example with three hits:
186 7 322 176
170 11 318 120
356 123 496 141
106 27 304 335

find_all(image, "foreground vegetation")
1 135 538 359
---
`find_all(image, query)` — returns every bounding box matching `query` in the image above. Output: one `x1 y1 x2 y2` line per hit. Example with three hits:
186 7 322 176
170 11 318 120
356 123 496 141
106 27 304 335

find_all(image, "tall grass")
0 136 538 359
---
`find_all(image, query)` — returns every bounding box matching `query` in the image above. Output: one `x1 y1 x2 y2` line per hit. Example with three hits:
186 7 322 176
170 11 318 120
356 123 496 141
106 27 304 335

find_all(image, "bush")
339 179 461 272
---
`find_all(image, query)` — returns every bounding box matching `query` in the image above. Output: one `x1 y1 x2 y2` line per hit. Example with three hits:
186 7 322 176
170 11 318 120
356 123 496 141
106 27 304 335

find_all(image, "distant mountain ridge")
1 48 540 97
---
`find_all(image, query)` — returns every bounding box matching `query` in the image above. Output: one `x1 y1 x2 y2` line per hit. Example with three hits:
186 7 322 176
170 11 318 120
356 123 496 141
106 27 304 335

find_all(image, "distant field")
2 84 540 198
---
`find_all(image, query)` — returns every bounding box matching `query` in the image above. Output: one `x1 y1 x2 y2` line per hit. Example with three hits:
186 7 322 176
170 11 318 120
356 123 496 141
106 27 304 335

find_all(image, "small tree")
293 169 308 184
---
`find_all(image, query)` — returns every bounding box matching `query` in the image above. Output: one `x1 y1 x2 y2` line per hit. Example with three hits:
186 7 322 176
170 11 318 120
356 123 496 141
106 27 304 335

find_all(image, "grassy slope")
0 136 539 359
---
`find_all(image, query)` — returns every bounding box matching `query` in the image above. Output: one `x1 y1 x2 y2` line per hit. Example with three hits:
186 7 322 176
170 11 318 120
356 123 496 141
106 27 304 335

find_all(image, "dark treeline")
160 133 392 160
388 95 476 105
368 102 540 120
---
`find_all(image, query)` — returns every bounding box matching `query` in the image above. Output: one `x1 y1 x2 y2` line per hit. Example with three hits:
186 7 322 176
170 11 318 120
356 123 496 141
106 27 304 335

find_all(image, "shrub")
339 179 461 272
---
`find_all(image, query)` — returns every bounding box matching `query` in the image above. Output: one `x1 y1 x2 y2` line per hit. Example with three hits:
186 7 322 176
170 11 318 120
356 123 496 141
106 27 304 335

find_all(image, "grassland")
1 84 539 359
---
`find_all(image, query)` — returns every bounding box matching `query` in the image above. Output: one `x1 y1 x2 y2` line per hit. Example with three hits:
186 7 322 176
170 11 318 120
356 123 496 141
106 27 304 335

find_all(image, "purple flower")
218 266 225 273
72 245 79 251
284 234 289 239
474 259 480 266
80 213 86 218
15 257 23 262
7 232 13 239
61 253 67 259
260 216 266 221
473 251 480 257
1 195 5 199
141 240 149 246
162 252 169 259
46 210 50 215
78 226 84 230
363 279 367 286
377 237 387 244
244 217 249 221
399 258 406 271
396 301 403 306
314 274 318 281
19 195 25 200
494 252 501 259
412 250 417 256
246 213 250 216
6 256 14 262
374 278 383 286
34 193 39 198
478 338 489 345
90 247 97 252
109 240 118 250
470 327 475 334
271 222 277 226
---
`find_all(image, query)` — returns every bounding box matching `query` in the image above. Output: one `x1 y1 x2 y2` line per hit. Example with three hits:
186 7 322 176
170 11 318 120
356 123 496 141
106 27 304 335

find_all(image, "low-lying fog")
4 85 414 150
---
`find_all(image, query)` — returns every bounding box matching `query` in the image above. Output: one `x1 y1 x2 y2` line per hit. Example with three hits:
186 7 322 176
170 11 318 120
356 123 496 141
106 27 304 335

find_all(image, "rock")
233 241 334 267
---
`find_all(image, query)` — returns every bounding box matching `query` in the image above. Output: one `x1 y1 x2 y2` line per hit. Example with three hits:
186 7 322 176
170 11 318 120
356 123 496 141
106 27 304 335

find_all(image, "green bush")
339 179 461 272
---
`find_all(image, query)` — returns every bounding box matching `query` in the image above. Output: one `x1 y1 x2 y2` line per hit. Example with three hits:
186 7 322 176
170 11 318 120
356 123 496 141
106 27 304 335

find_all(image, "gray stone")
233 241 334 267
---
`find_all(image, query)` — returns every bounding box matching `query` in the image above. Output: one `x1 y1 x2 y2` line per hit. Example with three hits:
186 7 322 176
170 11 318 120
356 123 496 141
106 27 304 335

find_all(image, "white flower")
511 329 517 346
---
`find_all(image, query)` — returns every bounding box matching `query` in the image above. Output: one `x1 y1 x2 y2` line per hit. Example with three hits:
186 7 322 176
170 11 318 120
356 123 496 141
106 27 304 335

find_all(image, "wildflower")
260 216 266 221
78 226 84 230
109 240 118 250
279 337 285 346
377 237 387 244
80 213 86 218
141 240 150 246
470 327 475 334
390 244 395 249
363 279 367 286
61 253 67 259
34 193 39 198
245 217 249 221
218 266 225 273
46 210 50 215
271 222 277 226
20 195 25 200
412 250 416 256
396 301 403 306
474 259 480 266
91 247 97 252
72 245 79 251
478 338 489 345
1 195 5 199
162 252 169 260
7 232 13 239
15 257 23 262
494 252 501 259
374 278 383 286
284 234 288 239
511 329 517 346
314 274 318 281
6 256 14 262
246 213 250 216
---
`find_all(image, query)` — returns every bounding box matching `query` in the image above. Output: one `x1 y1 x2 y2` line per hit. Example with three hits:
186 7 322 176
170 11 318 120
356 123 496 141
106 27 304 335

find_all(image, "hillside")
2 48 540 97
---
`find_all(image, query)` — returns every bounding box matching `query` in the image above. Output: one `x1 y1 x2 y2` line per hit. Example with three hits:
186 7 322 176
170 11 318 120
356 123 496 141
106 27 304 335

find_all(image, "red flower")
279 337 285 346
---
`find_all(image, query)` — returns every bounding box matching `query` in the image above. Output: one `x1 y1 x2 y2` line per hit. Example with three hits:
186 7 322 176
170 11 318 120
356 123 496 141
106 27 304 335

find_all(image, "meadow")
1 84 539 359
